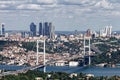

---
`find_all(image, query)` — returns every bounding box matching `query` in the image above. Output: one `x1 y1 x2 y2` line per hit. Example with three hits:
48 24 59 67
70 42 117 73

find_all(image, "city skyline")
0 0 120 31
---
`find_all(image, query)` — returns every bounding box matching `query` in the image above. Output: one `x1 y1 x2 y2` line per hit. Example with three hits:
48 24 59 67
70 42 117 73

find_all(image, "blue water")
0 65 26 71
42 66 120 76
1 65 120 76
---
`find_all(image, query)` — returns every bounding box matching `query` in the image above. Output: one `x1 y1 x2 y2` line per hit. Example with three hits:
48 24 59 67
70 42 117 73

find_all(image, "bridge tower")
43 38 46 73
83 36 91 66
36 38 46 73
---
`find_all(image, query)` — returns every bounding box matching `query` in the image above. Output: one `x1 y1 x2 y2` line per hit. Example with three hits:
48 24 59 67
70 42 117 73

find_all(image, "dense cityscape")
0 0 120 79
0 22 120 80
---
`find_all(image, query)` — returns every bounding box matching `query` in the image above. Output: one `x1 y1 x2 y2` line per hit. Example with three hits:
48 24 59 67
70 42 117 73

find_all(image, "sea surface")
1 65 120 76
43 66 120 76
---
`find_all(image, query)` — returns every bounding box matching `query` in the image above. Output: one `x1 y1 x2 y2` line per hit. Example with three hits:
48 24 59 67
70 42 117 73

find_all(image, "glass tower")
30 22 36 37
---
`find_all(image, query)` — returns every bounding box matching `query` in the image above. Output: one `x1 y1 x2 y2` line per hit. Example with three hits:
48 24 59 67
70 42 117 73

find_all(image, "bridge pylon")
83 36 91 66
36 38 46 73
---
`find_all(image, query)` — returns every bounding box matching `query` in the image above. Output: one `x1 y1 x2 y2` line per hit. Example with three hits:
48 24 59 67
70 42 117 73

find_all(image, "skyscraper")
49 22 52 38
39 22 43 36
100 26 112 37
21 32 25 38
30 22 36 37
86 29 92 37
107 26 112 37
44 22 50 37
49 22 55 39
38 22 55 39
1 23 5 36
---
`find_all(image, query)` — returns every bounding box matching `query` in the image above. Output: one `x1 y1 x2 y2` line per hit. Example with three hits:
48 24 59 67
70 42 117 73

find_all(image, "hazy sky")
0 0 120 31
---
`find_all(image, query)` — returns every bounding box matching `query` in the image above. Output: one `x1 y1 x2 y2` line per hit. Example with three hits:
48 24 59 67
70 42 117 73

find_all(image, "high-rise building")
44 22 50 37
107 26 112 37
49 22 52 38
38 22 55 39
49 22 55 39
100 25 112 37
39 22 43 36
21 32 30 38
86 29 92 37
30 22 36 37
21 32 25 38
1 23 5 36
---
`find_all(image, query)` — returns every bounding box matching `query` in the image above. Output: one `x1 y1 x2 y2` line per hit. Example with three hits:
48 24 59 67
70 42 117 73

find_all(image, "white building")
55 60 66 66
100 26 112 37
69 61 79 67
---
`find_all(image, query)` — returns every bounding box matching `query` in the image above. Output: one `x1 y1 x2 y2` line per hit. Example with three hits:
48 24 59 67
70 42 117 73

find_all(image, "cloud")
17 4 43 10
0 1 15 4
0 0 115 12
0 10 10 13
0 0 119 18
0 4 8 8
57 0 95 6
95 0 113 9
37 0 56 4
0 0 120 31
109 0 120 3
110 11 120 16
0 0 27 4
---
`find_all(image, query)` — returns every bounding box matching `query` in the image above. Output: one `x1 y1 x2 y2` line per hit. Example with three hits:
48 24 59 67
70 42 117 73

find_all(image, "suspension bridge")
0 36 95 77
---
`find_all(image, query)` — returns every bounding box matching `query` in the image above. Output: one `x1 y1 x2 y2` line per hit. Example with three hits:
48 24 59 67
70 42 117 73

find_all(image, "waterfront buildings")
0 23 120 67
69 61 79 66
